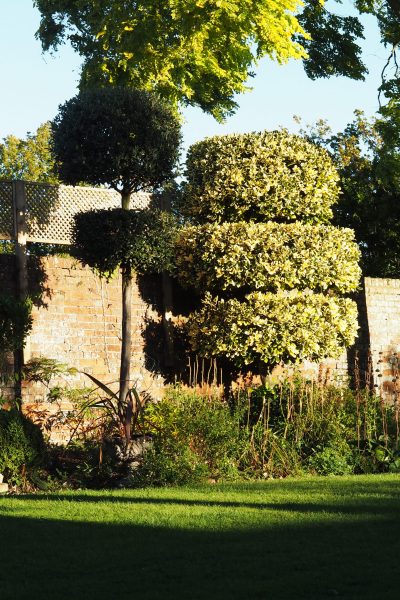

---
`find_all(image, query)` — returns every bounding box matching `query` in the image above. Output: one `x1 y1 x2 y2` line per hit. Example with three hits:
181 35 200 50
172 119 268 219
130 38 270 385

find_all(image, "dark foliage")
0 409 46 486
0 294 33 353
52 87 182 194
306 112 400 278
299 1 366 81
73 208 178 279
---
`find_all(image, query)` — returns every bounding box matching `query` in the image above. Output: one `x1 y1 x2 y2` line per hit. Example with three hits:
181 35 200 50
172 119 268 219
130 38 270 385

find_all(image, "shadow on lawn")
0 510 399 600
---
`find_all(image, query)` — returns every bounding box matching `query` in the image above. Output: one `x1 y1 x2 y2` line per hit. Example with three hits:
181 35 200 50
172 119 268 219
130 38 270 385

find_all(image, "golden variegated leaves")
175 222 361 294
188 291 358 366
184 131 339 223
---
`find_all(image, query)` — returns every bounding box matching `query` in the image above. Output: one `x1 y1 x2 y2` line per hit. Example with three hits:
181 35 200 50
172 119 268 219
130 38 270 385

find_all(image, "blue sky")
0 0 389 154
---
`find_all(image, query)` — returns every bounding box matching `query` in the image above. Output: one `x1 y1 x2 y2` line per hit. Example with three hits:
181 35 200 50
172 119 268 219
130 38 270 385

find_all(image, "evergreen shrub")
0 409 45 486
52 87 181 191
183 131 340 224
175 222 360 293
73 208 177 279
188 291 358 367
176 130 360 372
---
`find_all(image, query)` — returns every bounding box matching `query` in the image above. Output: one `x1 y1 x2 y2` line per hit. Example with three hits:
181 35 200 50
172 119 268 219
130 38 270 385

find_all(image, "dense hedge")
187 291 358 366
175 222 361 294
73 208 177 279
183 131 340 224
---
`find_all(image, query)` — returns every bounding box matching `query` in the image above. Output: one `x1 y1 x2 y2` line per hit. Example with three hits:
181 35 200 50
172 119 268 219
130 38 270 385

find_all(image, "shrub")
183 131 340 224
134 387 246 485
52 87 181 192
307 444 353 476
175 222 360 293
0 409 45 486
178 130 360 374
0 295 33 353
73 208 178 279
188 291 358 367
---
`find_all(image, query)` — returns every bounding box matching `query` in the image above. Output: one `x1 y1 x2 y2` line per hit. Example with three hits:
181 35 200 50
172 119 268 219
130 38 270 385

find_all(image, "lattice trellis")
0 181 151 244
0 181 14 240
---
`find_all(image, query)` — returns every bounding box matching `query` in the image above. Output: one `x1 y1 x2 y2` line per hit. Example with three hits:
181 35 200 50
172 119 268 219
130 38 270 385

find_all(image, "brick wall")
0 255 164 442
364 277 400 400
28 255 162 386
3 255 400 440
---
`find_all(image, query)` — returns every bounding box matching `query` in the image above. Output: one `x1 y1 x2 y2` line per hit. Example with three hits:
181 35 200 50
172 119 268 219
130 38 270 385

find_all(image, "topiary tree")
175 130 360 376
52 87 181 442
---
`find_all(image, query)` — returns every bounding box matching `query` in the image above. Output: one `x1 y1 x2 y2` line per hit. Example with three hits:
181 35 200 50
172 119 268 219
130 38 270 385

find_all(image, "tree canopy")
0 122 57 183
303 111 400 278
52 87 181 199
35 0 306 121
34 1 400 120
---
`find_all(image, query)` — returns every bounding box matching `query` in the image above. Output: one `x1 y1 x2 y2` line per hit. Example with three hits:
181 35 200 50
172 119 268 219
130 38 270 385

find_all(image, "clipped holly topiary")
183 130 340 224
73 208 178 279
175 222 360 294
176 130 360 373
188 291 358 366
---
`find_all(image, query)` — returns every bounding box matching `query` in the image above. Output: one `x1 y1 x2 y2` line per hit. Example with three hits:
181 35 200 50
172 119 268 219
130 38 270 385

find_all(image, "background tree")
174 131 360 374
34 1 392 121
34 0 308 121
300 111 400 277
52 87 181 442
0 122 57 183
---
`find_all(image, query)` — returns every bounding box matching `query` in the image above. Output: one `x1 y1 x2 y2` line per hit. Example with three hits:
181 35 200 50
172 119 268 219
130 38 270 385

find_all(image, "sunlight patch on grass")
1 474 399 530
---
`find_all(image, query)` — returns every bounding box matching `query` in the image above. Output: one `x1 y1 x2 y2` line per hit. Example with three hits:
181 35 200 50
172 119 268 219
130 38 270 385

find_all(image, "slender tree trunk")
120 263 133 442
160 193 175 367
119 191 133 443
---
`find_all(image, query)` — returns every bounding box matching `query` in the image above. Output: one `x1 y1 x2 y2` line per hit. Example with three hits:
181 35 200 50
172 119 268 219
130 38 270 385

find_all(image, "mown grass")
1 475 400 599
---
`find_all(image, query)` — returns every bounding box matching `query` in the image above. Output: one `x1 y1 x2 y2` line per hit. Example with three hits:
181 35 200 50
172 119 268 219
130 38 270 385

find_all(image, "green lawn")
1 475 400 599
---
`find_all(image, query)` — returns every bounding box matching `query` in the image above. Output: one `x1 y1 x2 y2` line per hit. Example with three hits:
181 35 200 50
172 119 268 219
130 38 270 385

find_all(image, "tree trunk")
119 191 133 443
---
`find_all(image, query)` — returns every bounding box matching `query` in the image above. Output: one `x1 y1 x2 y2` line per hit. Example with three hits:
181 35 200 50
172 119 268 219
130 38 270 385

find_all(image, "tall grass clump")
240 378 399 477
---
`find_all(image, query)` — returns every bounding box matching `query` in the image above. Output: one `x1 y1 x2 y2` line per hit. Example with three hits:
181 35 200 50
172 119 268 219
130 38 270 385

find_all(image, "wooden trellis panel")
0 181 14 240
0 181 151 244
